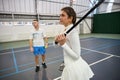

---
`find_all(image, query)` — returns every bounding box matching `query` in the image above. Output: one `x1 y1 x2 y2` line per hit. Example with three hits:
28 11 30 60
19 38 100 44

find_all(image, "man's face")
32 21 38 28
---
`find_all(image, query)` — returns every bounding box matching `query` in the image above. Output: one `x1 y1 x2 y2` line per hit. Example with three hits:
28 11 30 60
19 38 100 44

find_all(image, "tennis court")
0 37 120 80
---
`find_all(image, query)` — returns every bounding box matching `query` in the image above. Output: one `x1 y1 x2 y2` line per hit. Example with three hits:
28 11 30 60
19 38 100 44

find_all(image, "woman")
55 7 94 80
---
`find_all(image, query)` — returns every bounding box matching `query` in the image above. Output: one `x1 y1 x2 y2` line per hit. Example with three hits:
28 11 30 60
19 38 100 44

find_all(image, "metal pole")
70 0 73 7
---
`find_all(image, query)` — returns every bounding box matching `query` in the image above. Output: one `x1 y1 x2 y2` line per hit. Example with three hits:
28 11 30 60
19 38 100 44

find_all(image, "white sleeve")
62 30 81 60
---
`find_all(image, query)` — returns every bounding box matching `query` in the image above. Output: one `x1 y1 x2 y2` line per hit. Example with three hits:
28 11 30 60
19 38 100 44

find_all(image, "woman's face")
59 10 72 27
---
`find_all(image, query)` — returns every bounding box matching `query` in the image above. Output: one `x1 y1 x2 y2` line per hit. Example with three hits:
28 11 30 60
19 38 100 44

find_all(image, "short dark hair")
61 7 76 24
33 19 38 22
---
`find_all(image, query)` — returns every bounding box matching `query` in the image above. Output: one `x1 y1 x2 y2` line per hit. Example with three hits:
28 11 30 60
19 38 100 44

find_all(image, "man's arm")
44 37 48 48
29 39 33 52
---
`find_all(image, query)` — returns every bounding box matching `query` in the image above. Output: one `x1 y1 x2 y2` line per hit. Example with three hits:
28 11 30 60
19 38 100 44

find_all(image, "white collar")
64 24 73 33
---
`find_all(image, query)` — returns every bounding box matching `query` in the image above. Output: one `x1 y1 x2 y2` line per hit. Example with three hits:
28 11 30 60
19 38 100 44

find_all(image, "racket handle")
55 41 58 45
54 33 66 45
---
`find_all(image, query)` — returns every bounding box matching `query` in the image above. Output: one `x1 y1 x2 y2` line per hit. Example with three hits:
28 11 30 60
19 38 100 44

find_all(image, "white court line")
0 43 55 55
0 42 60 55
13 49 29 53
89 55 114 66
80 37 95 41
0 43 60 55
53 55 114 80
0 38 94 55
82 47 120 58
82 47 111 56
0 49 29 55
53 47 117 80
0 51 12 55
53 76 61 80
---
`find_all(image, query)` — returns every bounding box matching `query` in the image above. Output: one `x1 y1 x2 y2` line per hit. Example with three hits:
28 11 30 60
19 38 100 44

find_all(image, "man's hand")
30 47 33 52
45 43 48 48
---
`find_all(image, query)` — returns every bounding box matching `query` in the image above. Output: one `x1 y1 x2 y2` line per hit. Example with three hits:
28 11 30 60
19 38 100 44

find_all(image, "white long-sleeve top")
61 24 81 66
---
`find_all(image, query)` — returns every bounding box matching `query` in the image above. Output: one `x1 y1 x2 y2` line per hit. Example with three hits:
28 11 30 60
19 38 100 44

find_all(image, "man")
29 19 48 72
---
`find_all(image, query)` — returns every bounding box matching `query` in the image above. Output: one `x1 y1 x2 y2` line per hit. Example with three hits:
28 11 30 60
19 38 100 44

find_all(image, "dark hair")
33 19 38 22
61 7 76 24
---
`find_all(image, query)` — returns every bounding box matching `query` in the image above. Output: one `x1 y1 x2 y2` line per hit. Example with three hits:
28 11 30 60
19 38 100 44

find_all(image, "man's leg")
35 55 40 72
35 55 39 66
59 61 65 71
41 54 47 68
